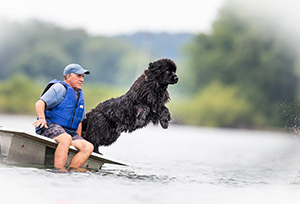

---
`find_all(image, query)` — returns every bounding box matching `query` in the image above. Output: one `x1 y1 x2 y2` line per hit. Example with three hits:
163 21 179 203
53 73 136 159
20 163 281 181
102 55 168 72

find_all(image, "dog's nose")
173 76 179 83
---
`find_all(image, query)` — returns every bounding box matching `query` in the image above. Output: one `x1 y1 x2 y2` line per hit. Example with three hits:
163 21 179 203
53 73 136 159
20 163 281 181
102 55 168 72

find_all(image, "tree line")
0 20 191 86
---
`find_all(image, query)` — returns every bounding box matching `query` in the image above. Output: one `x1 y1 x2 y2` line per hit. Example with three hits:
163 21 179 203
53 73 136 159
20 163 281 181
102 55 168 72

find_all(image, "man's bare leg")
68 140 94 168
53 133 72 169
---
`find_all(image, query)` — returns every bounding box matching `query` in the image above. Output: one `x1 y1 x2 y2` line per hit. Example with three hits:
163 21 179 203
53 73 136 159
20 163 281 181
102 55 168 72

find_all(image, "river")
1 114 300 204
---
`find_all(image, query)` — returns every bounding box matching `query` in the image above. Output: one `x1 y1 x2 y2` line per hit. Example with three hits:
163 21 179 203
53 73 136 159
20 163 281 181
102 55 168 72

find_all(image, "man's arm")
32 99 48 128
76 122 82 136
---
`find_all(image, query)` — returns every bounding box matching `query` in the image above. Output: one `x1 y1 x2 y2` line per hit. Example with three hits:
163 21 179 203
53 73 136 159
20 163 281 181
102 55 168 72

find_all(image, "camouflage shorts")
40 123 84 140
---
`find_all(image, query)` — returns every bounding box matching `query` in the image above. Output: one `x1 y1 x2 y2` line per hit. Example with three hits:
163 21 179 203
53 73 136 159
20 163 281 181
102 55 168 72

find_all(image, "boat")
0 127 126 170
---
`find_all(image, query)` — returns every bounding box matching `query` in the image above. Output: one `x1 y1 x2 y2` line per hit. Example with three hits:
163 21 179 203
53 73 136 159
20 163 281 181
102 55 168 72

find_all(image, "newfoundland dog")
82 58 179 153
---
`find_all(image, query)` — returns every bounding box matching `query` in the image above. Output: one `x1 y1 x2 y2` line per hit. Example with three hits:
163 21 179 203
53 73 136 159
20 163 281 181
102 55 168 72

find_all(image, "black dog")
82 58 178 153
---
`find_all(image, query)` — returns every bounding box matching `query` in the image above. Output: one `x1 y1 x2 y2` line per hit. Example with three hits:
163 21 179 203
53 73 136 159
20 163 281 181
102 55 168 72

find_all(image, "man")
33 64 94 170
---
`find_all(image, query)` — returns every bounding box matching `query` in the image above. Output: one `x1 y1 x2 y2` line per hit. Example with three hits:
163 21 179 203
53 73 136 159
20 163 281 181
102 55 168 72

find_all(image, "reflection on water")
1 115 300 204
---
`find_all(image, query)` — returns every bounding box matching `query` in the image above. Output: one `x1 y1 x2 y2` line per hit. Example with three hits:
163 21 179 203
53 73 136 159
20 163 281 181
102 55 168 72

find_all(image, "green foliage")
0 74 127 115
83 83 125 112
172 81 266 128
184 2 299 128
0 74 41 114
0 20 189 87
0 20 153 85
7 43 71 81
81 37 138 85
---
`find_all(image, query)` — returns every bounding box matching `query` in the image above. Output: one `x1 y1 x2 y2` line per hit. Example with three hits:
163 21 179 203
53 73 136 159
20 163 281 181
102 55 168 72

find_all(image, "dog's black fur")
82 58 178 153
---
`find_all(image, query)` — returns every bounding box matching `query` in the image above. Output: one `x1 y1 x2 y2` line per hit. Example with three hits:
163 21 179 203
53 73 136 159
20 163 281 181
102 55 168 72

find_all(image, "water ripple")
96 169 176 182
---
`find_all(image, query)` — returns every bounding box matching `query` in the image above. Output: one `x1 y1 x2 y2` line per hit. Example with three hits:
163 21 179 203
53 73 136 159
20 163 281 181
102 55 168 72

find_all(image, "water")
1 115 300 204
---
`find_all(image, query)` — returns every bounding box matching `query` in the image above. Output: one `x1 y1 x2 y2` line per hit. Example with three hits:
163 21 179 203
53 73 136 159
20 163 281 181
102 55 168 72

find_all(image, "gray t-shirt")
40 83 86 120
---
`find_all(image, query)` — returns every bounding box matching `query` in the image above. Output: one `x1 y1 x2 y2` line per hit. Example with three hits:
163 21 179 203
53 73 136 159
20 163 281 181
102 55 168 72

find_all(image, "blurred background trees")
180 1 300 129
1 0 300 131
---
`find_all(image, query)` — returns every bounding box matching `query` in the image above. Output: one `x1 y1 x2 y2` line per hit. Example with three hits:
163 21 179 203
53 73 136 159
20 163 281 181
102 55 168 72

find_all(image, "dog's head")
145 58 179 85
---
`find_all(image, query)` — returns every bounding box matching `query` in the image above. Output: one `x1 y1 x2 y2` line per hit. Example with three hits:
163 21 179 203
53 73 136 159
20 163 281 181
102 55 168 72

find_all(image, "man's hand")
32 117 48 128
33 99 48 129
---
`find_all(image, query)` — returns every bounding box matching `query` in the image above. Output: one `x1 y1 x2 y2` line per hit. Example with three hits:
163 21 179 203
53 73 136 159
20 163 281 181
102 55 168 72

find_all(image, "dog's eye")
166 71 170 74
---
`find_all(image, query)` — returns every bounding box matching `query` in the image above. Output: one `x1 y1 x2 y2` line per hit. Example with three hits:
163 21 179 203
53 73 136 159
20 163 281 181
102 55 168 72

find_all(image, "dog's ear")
148 60 163 74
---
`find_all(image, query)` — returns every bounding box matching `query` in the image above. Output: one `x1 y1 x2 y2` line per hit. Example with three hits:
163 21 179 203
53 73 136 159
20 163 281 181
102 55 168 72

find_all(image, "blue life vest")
43 79 85 130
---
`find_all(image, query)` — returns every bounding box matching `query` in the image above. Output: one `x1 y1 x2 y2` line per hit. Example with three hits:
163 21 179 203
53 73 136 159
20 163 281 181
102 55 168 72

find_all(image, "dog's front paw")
160 120 169 129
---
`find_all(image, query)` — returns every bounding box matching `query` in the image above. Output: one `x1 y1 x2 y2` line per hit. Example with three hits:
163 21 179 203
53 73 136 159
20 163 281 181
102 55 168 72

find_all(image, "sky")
0 0 224 36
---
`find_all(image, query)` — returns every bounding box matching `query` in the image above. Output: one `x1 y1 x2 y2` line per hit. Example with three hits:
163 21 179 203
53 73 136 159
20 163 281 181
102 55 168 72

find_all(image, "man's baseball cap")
63 64 90 76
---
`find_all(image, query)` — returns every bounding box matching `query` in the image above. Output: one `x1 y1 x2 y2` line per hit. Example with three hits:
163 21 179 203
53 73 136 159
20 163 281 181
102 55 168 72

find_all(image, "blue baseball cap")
63 64 90 76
